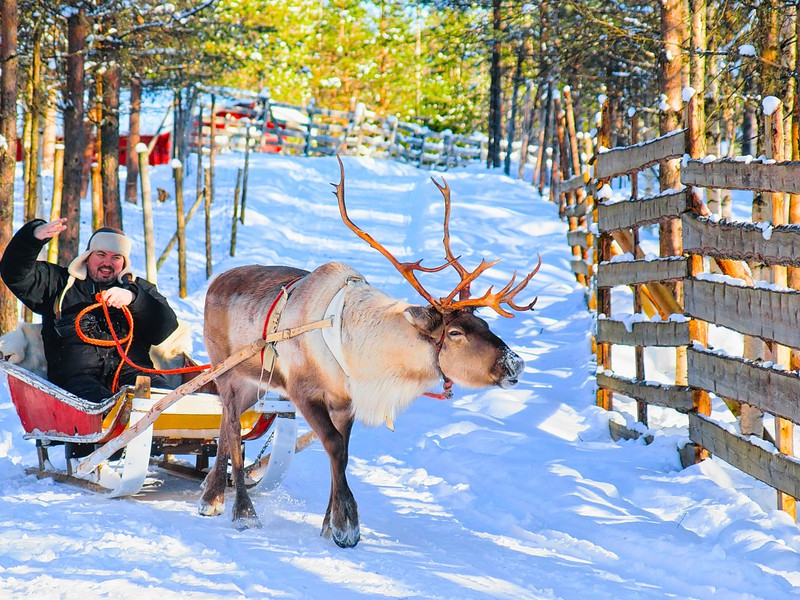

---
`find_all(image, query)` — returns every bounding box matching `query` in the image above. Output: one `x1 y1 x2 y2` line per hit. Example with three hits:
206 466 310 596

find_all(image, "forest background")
1 0 799 337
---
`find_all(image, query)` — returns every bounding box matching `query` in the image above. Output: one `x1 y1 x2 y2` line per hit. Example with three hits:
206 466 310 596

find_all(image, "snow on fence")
190 93 486 171
557 93 800 520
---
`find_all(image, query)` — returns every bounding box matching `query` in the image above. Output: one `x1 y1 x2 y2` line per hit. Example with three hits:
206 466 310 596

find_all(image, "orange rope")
75 292 210 392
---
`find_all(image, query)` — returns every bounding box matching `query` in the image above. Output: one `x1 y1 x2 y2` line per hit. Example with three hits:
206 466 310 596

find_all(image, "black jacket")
0 220 179 387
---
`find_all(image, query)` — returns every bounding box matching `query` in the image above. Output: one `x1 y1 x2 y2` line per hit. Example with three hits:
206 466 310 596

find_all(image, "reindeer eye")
448 329 464 338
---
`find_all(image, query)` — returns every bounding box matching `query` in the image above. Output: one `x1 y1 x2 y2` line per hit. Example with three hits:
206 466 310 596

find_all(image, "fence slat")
682 212 800 267
595 319 690 347
682 159 800 194
594 129 686 179
597 189 686 231
689 412 800 499
597 372 695 412
597 257 688 287
688 346 800 424
684 279 800 349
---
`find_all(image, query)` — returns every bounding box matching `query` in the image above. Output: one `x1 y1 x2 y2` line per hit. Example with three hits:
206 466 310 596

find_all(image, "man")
0 218 179 403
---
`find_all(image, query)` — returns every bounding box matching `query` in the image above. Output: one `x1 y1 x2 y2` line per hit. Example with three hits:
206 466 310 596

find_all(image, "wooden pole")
205 166 212 278
157 187 204 269
173 160 187 298
74 321 332 477
763 99 796 519
208 94 216 205
91 162 102 230
240 120 251 224
230 167 242 257
137 143 157 285
47 144 64 264
195 103 204 205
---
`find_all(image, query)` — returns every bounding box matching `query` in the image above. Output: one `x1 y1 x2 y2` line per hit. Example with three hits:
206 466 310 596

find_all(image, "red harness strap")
260 277 304 365
423 328 454 400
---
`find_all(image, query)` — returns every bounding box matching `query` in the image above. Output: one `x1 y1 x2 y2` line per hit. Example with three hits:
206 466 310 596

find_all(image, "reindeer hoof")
322 524 360 548
233 515 262 531
198 498 224 517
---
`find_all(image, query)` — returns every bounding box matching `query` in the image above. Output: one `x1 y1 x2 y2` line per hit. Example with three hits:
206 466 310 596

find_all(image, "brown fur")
198 262 524 547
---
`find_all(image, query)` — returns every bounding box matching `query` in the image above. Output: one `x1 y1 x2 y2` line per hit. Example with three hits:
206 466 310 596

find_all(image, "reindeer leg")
227 398 261 530
199 405 230 517
304 402 359 548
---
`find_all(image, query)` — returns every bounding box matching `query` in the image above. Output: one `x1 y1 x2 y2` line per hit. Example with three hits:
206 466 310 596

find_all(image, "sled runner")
0 329 321 498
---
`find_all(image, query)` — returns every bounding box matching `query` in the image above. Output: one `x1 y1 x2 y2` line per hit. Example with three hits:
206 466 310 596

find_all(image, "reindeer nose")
499 349 524 388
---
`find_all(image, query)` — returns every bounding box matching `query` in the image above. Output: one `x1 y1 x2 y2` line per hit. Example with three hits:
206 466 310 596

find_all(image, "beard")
89 265 118 284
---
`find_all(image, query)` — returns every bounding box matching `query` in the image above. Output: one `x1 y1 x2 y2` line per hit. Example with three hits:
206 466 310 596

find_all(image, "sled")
0 333 318 498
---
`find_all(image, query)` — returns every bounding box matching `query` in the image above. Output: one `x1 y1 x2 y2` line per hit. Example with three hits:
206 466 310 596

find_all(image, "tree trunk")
22 19 43 223
688 0 706 157
125 74 142 205
62 8 88 264
658 0 684 260
0 0 19 335
486 0 503 168
101 62 122 229
504 40 525 176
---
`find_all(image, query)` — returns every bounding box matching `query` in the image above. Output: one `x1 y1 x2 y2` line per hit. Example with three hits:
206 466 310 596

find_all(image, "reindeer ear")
403 306 442 334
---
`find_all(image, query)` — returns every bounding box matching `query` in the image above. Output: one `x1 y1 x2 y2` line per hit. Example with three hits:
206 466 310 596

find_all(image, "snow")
738 44 757 57
1 155 800 598
762 96 781 116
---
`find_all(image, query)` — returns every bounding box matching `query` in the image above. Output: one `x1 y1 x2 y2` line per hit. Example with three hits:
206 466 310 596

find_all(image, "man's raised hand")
33 218 68 241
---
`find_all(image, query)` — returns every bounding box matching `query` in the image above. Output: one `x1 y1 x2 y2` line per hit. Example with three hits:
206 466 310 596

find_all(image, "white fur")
0 323 47 377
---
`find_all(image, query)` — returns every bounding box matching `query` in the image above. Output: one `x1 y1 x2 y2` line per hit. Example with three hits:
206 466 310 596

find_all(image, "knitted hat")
67 227 133 282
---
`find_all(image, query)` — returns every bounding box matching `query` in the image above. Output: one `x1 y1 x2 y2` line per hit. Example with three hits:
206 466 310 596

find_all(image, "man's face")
86 250 125 284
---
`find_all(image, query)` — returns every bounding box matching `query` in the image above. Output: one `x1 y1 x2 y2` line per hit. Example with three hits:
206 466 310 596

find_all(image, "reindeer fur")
198 261 524 547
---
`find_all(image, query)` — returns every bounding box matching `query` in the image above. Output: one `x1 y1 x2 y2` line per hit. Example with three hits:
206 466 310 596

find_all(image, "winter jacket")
0 220 179 389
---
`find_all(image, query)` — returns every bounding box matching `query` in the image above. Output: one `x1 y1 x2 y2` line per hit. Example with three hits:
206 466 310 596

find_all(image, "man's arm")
0 220 67 314
126 278 179 347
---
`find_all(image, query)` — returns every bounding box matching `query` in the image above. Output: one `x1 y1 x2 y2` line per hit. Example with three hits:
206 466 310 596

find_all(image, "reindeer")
198 158 540 547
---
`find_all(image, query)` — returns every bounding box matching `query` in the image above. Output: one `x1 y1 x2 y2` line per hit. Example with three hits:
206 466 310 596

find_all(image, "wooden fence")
190 93 486 170
558 92 800 520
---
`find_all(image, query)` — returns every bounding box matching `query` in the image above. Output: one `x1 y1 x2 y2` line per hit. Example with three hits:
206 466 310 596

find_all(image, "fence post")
230 167 242 257
173 159 187 298
240 119 251 224
136 142 158 285
762 98 796 519
209 94 216 205
304 100 315 156
205 166 212 279
137 143 157 285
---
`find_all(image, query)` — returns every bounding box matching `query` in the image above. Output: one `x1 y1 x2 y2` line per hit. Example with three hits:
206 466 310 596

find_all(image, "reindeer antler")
430 176 541 318
333 156 540 318
333 157 452 309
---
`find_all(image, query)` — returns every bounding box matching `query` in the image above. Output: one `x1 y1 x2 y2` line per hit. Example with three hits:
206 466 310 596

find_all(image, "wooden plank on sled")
75 319 331 479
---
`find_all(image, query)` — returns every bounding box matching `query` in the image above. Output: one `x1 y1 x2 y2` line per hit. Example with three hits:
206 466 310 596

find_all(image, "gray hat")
67 227 133 282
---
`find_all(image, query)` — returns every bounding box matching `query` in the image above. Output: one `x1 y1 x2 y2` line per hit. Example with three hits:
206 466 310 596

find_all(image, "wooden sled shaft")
75 319 330 479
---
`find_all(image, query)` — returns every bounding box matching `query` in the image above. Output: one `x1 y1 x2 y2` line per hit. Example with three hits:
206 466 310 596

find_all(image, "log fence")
189 93 487 171
556 91 800 520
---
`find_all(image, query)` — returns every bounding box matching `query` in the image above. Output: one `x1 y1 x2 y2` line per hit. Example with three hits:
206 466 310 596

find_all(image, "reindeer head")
332 157 540 390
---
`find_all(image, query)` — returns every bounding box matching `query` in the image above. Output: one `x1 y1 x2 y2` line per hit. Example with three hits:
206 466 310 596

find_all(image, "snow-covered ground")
0 154 798 599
